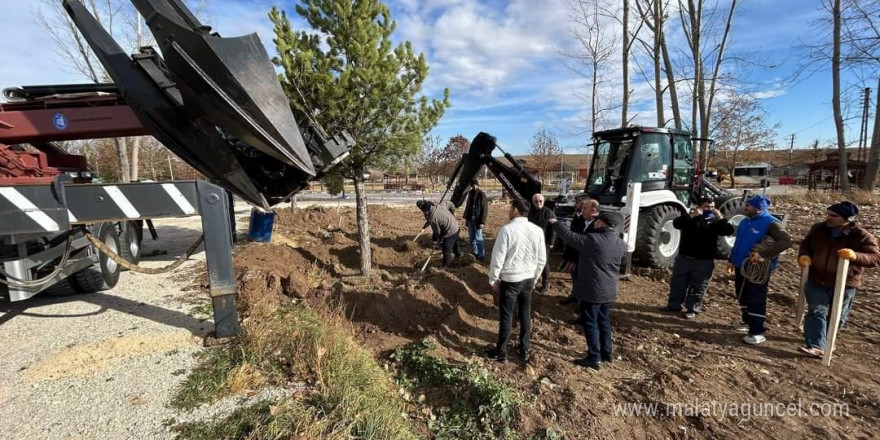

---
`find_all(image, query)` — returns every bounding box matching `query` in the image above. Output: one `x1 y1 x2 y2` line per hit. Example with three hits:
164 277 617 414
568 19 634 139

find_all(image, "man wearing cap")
797 201 880 358
528 193 556 294
463 179 488 261
559 198 600 306
417 200 461 268
550 212 626 371
727 195 793 345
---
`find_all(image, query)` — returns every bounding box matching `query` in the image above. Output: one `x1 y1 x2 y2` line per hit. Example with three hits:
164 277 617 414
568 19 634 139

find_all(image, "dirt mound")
218 197 880 439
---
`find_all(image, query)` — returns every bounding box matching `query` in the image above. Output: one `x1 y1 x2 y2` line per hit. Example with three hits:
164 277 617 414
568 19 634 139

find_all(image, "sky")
0 0 873 156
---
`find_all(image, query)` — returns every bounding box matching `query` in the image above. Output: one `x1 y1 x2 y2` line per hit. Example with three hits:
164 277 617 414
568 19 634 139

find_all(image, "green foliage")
392 339 524 439
322 169 345 195
270 0 450 178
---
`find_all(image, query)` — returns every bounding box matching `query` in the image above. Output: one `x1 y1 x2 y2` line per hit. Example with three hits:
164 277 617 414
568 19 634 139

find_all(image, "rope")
740 258 771 285
83 229 204 275
0 233 75 288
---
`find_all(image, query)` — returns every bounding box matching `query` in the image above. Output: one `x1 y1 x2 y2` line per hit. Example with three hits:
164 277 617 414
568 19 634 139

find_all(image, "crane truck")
0 0 354 337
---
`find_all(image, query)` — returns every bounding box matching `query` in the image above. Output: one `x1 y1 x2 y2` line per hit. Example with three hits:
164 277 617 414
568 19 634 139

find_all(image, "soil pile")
224 197 880 439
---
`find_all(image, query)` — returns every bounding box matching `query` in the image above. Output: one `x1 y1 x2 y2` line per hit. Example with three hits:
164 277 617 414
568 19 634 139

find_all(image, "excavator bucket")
61 0 352 209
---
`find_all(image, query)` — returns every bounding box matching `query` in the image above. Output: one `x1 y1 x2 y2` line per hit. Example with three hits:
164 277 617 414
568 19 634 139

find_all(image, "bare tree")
712 92 778 188
864 78 880 190
565 0 618 133
528 129 563 180
831 0 850 191
678 0 739 163
634 0 675 128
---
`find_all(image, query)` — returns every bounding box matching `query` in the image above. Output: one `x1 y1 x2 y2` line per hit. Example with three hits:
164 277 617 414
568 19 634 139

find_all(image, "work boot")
601 353 613 364
573 358 602 371
483 347 508 363
518 351 531 363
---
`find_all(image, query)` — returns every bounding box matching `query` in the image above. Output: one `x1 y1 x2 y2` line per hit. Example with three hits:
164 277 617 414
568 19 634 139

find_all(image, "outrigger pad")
62 0 353 209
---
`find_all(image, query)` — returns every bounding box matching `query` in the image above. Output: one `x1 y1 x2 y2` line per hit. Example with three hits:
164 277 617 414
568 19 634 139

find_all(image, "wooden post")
795 266 809 330
822 258 849 367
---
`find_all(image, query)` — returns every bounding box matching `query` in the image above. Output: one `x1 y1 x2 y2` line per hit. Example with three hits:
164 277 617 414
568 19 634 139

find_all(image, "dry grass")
173 269 417 440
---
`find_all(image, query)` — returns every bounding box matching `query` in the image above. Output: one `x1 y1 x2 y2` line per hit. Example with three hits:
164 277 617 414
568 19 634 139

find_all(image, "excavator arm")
446 132 542 207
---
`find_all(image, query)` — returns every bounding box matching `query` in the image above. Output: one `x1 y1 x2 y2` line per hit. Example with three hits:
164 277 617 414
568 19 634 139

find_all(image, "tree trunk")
661 32 682 130
129 136 141 181
862 77 880 191
832 0 848 192
591 59 599 133
353 167 372 275
653 0 665 127
113 137 131 182
622 0 630 128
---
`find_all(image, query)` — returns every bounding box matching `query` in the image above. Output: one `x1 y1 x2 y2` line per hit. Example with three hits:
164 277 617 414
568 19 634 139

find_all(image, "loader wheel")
716 197 745 259
71 223 121 293
634 205 681 269
117 220 143 266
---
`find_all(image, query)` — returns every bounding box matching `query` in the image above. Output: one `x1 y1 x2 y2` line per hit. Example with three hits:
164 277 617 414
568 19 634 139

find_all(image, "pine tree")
271 0 450 275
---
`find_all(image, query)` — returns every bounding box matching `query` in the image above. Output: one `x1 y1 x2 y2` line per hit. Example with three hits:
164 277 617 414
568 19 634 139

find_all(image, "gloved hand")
726 263 735 276
797 255 811 268
837 248 857 261
749 252 765 263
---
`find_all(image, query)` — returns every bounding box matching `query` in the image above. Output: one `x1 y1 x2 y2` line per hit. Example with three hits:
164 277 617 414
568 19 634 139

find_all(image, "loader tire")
716 197 746 259
633 205 681 269
71 223 121 293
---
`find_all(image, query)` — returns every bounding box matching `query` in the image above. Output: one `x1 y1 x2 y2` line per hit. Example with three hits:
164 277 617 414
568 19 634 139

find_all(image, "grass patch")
391 338 525 439
173 272 418 440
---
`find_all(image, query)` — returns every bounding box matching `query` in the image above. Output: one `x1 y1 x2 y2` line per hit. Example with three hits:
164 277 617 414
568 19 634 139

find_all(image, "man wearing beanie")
797 201 880 358
550 212 626 370
418 200 461 267
727 195 793 345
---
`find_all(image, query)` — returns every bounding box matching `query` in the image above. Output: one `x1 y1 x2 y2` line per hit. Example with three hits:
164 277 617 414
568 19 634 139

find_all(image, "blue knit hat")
828 201 858 221
746 195 770 211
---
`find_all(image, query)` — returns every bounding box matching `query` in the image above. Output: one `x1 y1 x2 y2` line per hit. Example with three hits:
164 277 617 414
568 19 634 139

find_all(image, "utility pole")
858 87 871 162
788 133 795 175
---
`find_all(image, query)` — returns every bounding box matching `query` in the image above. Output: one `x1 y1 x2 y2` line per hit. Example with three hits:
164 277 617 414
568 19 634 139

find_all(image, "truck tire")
117 220 143 266
716 197 746 259
634 205 681 269
71 223 121 293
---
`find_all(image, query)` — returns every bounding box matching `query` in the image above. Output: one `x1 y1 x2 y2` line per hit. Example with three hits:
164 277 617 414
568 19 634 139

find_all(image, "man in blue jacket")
727 195 792 345
550 212 626 371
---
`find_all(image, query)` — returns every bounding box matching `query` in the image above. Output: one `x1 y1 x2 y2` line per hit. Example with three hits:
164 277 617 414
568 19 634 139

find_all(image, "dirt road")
0 207 254 440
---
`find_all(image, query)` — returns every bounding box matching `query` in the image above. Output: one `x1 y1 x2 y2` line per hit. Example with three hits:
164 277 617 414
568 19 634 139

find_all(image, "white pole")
795 266 809 330
822 258 849 366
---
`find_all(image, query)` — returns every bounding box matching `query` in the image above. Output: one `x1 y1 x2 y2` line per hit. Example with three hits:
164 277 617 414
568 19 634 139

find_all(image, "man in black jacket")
551 212 626 371
463 179 488 261
528 193 556 294
559 198 599 306
661 197 735 319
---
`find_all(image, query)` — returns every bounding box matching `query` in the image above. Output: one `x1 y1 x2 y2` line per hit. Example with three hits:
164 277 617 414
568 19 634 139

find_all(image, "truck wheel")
716 197 745 258
71 223 121 293
117 220 143 266
634 205 681 269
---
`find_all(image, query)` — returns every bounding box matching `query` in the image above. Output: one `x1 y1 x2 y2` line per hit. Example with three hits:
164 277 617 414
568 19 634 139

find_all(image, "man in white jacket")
485 198 547 363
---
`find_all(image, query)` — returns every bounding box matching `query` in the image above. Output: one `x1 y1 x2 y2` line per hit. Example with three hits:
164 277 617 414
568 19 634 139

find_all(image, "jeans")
735 272 769 336
441 234 461 268
467 220 485 261
841 289 856 328
579 302 613 363
667 255 714 313
496 279 534 357
803 280 857 349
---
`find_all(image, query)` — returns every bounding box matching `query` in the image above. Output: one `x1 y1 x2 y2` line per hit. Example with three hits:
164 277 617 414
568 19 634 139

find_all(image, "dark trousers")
538 263 550 292
735 272 770 336
441 234 461 267
667 255 714 313
579 302 613 363
496 279 534 357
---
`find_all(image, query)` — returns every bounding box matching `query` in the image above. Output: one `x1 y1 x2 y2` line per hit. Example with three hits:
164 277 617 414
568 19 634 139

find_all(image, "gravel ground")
0 206 252 440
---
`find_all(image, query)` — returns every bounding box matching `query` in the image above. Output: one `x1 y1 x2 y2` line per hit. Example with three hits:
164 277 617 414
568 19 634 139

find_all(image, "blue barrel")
248 209 275 242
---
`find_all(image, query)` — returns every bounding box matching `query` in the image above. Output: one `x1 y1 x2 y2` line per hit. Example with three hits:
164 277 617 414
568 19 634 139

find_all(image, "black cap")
596 212 618 228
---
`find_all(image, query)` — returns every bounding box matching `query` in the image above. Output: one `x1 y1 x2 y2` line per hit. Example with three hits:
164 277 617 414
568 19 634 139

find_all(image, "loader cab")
586 127 695 206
